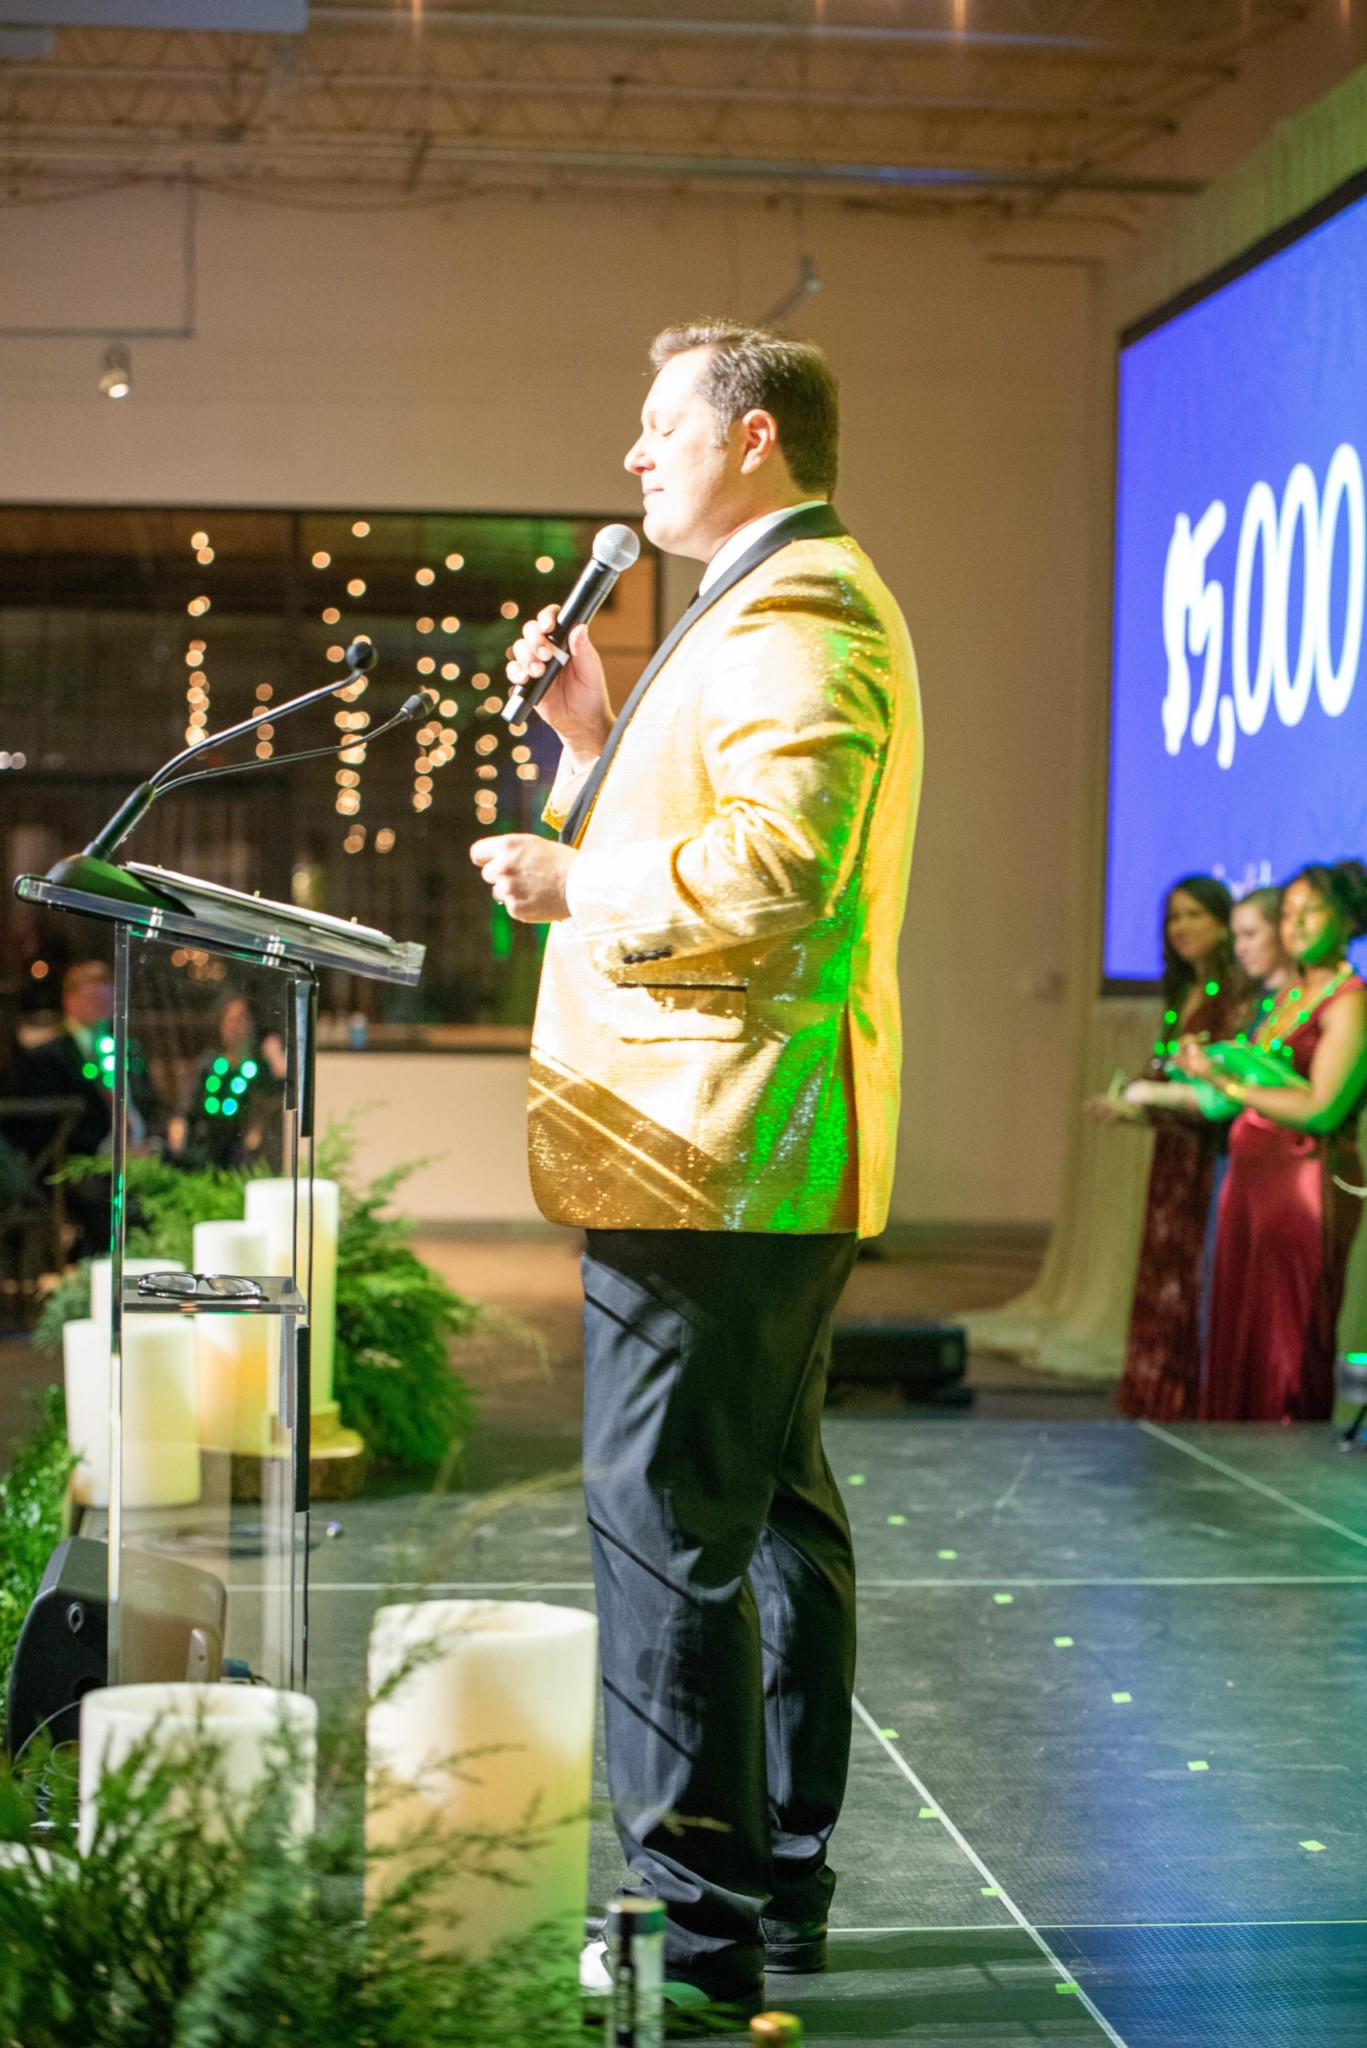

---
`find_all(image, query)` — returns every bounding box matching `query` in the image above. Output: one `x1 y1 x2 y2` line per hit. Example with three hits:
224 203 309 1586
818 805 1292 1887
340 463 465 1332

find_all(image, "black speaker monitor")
5 1537 227 1759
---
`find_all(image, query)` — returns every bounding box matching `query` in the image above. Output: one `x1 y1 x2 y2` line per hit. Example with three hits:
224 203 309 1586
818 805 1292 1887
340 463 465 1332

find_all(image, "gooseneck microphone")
501 523 641 728
45 638 405 906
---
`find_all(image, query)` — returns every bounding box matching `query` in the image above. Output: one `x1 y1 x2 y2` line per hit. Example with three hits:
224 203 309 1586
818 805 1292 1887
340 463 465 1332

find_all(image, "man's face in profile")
625 348 736 560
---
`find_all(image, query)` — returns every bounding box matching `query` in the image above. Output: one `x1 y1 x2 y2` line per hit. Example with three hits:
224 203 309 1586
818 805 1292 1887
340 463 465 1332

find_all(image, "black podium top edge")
14 870 425 988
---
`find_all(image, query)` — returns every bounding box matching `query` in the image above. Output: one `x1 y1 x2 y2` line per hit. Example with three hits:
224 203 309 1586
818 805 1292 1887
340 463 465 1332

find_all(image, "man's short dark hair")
649 321 839 496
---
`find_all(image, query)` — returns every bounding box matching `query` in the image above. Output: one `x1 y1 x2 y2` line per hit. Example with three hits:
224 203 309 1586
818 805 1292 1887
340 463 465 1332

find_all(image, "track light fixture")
98 342 131 400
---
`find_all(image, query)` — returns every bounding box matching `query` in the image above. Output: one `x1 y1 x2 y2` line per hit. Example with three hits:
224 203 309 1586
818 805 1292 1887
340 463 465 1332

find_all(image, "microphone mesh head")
592 524 642 574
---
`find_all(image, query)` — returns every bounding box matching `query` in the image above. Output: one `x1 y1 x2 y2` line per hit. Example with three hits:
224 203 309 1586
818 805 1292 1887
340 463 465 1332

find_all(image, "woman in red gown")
1103 876 1251 1421
1183 862 1367 1422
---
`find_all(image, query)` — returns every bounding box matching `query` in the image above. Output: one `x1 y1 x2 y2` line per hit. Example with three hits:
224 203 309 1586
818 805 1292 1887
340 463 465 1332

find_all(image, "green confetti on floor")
993 1593 1014 1605
1187 1761 1209 1772
887 1514 906 1526
878 1728 899 1741
1054 1636 1074 1648
1056 1983 1080 1996
1111 1692 1132 1704
937 1548 958 1560
981 1885 1001 1897
918 1806 938 1819
1300 1840 1326 1852
847 1475 866 1487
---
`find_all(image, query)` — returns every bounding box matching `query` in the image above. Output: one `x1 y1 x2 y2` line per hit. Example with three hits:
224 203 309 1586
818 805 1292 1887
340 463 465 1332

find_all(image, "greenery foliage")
320 1121 479 1472
43 1123 479 1473
0 1389 75 1735
0 1713 584 2048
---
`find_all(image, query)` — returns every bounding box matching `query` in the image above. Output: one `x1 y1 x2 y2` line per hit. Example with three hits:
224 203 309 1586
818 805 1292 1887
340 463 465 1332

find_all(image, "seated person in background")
170 993 287 1170
14 959 162 1258
17 960 118 1164
1087 876 1251 1421
1182 861 1367 1422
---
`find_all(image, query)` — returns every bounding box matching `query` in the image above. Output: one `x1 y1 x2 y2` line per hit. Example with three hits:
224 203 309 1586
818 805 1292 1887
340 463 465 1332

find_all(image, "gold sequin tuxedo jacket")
530 515 923 1237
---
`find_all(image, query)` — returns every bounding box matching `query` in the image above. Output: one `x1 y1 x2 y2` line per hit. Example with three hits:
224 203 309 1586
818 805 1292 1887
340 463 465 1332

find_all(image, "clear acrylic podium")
14 861 423 1692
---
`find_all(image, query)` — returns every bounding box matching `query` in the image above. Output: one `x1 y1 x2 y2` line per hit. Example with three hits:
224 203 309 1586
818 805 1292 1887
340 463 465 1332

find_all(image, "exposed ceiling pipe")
309 6 1249 70
11 62 1120 120
0 134 1203 194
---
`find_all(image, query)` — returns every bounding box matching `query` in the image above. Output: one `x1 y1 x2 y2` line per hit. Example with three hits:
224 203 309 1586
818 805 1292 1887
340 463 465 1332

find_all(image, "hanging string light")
184 636 209 745
183 528 215 744
254 680 274 760
333 648 371 824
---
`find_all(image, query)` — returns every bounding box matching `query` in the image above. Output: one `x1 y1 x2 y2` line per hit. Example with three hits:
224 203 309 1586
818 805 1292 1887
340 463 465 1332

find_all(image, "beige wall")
5 1 1364 1225
316 1052 538 1223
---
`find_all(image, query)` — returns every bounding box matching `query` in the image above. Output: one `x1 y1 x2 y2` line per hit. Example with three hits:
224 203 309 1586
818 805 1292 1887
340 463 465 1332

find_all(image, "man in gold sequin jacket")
471 323 922 2021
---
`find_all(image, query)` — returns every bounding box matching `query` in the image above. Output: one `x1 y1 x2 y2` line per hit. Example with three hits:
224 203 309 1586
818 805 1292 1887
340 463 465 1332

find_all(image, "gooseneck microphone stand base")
43 853 177 909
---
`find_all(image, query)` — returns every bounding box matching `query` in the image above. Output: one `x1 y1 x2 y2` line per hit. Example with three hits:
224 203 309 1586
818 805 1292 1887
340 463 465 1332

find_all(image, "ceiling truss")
0 2 1312 221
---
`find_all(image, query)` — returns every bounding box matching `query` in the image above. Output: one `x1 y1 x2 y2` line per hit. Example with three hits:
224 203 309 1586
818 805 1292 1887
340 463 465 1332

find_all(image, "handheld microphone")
501 523 641 727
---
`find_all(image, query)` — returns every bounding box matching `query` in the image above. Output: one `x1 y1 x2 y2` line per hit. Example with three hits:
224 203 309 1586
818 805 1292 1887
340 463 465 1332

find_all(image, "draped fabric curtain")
962 61 1367 1382
962 1002 1155 1381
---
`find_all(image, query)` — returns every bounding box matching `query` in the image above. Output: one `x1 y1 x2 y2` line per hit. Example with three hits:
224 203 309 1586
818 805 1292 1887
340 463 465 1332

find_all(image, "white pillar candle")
63 1311 201 1509
78 1682 317 1854
90 1256 185 1341
123 1315 202 1509
63 1316 112 1507
191 1220 271 1455
244 1178 340 1414
366 1599 598 1964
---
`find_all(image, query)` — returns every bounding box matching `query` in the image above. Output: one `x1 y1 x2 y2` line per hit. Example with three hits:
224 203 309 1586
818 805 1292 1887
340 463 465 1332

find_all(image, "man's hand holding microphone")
470 525 638 922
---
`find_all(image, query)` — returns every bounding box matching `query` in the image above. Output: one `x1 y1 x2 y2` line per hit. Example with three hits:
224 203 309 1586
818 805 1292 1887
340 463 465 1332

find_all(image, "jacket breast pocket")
610 982 748 1042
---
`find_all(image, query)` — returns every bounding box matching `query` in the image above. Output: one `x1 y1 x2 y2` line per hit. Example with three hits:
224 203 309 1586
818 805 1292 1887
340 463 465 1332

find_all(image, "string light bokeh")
0 506 655 1029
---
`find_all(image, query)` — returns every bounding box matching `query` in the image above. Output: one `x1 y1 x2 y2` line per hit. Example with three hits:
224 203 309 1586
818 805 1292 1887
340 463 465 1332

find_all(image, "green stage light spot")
887 1514 906 1526
205 1098 220 1115
847 1475 866 1486
1300 1840 1326 1852
81 1061 98 1080
98 1035 114 1053
918 1805 938 1819
993 1593 1014 1605
1054 1636 1074 1648
230 1076 247 1094
213 1057 229 1075
241 1059 258 1079
878 1728 898 1741
205 1074 220 1092
1187 1760 1209 1772
1111 1692 1132 1704
981 1886 1001 1897
937 1548 958 1560
101 1055 115 1071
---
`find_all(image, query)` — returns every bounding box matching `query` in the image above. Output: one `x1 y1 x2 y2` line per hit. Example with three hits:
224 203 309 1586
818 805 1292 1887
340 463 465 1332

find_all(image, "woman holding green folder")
1180 862 1367 1422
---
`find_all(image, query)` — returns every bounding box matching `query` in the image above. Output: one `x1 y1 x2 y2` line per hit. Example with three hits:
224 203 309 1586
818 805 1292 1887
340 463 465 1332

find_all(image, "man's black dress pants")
582 1227 860 1998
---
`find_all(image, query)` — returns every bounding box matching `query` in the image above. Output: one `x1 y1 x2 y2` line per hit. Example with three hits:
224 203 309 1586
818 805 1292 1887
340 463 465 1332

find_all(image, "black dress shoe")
760 1916 827 1974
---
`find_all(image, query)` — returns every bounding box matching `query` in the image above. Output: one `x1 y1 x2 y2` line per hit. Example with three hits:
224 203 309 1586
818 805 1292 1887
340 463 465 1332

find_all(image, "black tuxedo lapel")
559 501 848 846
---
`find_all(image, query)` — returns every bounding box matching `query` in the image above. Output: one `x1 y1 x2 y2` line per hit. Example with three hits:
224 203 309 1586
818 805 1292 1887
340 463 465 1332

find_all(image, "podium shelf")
122 1277 308 1318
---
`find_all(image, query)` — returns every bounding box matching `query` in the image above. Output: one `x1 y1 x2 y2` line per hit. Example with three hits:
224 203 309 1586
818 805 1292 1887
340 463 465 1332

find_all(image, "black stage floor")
307 1416 1367 2046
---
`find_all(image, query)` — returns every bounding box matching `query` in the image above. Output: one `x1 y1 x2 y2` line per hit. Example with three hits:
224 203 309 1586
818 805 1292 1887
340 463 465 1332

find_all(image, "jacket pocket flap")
610 983 747 1042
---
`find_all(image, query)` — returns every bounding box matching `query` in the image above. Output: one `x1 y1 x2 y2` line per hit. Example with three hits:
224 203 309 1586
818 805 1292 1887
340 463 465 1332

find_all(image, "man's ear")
737 407 783 475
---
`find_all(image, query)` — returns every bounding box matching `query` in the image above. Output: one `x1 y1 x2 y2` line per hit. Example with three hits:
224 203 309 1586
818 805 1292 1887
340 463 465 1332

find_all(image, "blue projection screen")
1104 174 1367 986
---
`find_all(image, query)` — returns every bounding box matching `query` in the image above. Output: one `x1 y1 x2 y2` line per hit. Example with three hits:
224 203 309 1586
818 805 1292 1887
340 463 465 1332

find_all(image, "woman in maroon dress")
1099 876 1251 1421
1183 862 1367 1422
